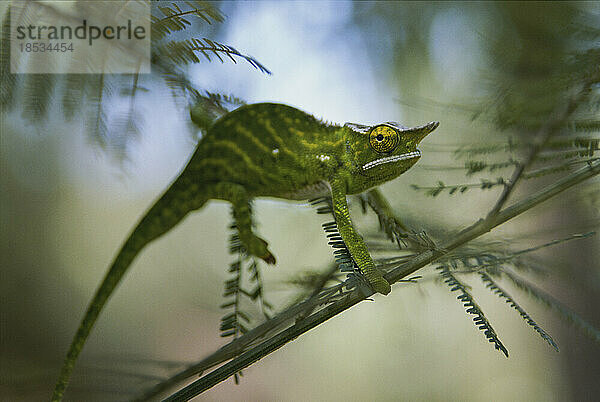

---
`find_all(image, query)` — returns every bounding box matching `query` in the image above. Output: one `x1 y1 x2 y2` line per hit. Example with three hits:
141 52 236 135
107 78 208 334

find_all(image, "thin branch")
162 290 365 401
523 157 599 178
411 178 506 196
149 160 599 401
450 231 596 273
488 84 592 216
133 283 343 401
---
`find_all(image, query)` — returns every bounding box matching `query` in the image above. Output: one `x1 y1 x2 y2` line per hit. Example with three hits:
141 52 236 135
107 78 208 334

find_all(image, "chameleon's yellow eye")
369 125 399 153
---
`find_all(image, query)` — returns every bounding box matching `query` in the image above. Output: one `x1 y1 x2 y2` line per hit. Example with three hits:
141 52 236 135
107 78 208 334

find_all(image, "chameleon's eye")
369 125 399 153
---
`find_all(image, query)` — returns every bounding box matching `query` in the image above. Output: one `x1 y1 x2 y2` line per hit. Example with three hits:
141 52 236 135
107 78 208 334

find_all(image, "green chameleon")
52 102 438 400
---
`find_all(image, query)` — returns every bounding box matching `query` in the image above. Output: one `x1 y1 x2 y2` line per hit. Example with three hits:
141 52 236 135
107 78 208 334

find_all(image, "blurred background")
1 1 599 401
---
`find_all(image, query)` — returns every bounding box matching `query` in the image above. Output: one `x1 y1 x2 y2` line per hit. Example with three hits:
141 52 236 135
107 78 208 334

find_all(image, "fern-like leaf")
436 264 509 357
245 260 273 320
454 142 517 158
220 218 273 383
220 214 273 383
156 38 271 74
524 158 600 178
464 159 519 176
152 1 224 40
479 272 558 351
503 268 600 345
61 73 87 120
189 90 246 132
411 177 506 197
86 74 109 150
221 234 246 340
21 74 54 121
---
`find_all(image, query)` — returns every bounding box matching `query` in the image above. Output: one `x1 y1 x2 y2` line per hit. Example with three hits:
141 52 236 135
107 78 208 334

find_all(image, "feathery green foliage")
0 8 16 109
189 90 247 134
20 73 54 121
436 263 509 357
220 217 273 384
151 1 224 40
146 158 598 400
479 272 558 351
156 37 271 73
360 203 598 350
411 178 506 197
411 4 599 201
1 1 268 158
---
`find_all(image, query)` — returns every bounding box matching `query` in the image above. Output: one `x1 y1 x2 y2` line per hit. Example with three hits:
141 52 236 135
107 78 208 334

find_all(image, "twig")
133 282 343 401
449 232 596 273
162 291 365 402
385 159 599 283
488 84 591 216
150 160 599 401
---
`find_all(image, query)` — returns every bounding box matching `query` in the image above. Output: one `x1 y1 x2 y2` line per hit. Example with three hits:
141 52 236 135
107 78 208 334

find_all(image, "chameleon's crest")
343 122 370 134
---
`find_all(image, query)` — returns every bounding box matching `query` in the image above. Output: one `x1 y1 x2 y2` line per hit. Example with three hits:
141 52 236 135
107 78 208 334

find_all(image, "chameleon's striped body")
190 103 339 197
52 103 437 400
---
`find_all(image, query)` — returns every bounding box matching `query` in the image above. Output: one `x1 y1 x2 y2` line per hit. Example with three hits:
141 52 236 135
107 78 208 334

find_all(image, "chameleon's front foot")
362 190 407 243
365 269 391 295
380 215 406 244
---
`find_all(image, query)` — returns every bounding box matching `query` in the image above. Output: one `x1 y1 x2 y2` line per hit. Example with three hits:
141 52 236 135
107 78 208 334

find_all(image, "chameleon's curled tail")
52 176 203 401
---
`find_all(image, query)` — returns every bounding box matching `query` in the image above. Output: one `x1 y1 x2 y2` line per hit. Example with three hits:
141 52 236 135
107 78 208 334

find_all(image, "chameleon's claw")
390 216 407 232
249 236 276 264
261 252 277 265
381 216 406 240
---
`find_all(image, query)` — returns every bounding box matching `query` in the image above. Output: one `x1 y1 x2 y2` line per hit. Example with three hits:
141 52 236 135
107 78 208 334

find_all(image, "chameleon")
52 102 438 400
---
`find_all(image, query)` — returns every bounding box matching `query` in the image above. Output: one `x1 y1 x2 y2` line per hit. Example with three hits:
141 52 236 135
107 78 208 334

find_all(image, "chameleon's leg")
211 182 276 264
330 179 391 295
362 188 407 242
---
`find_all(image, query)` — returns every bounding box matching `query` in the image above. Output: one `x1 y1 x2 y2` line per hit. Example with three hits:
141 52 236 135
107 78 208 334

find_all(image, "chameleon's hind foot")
248 235 277 265
261 252 276 265
380 215 407 244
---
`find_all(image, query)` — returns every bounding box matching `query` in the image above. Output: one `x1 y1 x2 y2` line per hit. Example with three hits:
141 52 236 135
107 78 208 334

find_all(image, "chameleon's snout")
409 121 439 145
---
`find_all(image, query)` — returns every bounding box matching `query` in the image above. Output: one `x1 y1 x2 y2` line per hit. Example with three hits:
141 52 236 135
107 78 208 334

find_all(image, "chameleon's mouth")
361 150 421 171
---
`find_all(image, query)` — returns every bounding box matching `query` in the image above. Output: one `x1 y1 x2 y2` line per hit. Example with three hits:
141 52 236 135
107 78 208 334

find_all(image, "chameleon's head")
343 120 439 192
